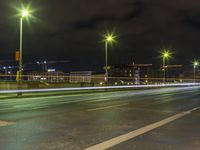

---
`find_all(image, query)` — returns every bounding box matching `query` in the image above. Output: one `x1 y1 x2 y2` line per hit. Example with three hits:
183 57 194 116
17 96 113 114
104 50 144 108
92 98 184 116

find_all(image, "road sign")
15 51 20 61
103 66 111 70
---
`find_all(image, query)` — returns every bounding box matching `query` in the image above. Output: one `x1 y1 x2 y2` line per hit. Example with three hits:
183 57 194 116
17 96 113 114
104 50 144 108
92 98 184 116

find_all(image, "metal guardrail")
0 83 199 94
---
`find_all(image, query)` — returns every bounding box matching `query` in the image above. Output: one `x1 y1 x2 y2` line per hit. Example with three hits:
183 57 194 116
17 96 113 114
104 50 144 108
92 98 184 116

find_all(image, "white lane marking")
86 98 111 103
13 104 33 108
85 107 200 150
0 120 15 127
87 103 129 112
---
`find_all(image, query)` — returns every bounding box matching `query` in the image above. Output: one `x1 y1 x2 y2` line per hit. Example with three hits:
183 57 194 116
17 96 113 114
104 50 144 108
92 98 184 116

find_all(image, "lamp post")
103 33 116 83
161 50 171 83
18 9 29 82
193 61 199 83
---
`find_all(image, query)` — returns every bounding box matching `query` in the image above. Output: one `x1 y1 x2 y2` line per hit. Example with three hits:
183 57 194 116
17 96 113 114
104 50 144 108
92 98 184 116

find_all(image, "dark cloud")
72 0 144 29
73 16 117 29
182 11 200 29
0 0 200 71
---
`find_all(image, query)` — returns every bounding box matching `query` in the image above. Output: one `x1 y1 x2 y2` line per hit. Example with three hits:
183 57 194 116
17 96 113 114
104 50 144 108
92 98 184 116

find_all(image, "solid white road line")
87 103 129 112
0 120 15 127
85 107 200 150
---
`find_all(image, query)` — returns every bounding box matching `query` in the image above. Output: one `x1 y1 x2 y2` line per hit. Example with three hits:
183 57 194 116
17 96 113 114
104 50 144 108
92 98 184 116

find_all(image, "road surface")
0 86 200 150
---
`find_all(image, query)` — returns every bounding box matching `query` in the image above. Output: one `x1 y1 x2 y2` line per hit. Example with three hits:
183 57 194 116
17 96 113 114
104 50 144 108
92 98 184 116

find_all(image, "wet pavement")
0 86 200 150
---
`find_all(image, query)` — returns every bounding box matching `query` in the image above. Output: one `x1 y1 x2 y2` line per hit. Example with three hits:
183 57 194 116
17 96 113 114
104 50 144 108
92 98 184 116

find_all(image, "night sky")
0 0 200 72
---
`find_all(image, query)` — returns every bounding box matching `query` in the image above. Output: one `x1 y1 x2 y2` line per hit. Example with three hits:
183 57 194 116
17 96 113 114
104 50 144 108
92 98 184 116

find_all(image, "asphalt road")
0 86 200 150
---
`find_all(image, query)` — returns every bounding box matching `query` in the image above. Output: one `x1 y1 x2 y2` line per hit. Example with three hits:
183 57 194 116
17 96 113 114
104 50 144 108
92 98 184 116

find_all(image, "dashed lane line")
87 103 129 112
0 120 15 127
86 98 111 103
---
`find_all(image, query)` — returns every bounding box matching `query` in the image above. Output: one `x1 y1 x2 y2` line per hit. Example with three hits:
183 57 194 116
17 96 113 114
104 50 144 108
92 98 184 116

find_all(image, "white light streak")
0 83 199 94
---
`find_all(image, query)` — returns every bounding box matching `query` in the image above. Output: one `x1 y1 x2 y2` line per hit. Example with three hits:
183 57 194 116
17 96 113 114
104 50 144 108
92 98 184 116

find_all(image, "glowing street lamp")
103 32 116 82
17 9 30 82
161 50 171 83
193 60 199 83
22 9 29 17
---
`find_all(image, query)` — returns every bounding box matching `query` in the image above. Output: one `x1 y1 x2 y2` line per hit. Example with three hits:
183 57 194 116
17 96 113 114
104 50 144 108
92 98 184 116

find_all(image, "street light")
103 32 116 83
193 60 199 83
161 50 171 83
17 9 30 82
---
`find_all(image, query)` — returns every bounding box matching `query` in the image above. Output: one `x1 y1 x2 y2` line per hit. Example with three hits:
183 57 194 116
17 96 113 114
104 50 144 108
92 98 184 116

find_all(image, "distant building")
165 65 183 81
155 65 183 83
27 71 67 82
69 71 92 83
91 73 105 84
184 68 199 82
108 64 152 84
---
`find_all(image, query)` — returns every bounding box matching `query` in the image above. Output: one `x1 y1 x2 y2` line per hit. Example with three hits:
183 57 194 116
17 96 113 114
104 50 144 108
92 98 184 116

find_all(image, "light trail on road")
0 83 199 94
